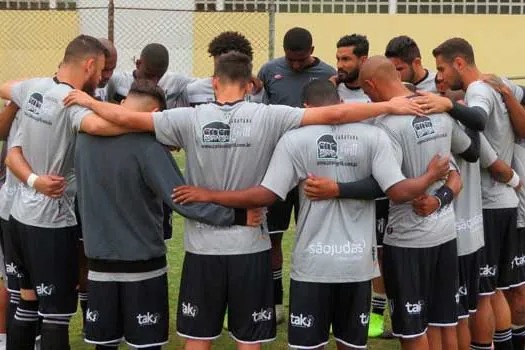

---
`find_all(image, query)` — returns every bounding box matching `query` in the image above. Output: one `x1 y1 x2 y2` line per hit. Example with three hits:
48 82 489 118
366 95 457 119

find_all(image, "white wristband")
507 170 520 188
27 173 39 188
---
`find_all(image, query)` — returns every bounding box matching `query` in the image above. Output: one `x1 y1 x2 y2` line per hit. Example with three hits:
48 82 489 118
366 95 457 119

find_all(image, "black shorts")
383 239 459 338
288 279 371 349
12 218 79 316
480 208 522 294
267 186 299 234
162 203 173 241
176 250 275 343
375 198 389 248
1 217 20 292
74 197 83 241
458 248 482 319
84 273 169 348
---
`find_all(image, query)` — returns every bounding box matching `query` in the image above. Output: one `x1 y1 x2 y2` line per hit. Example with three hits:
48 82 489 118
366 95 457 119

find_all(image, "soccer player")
93 38 117 102
334 34 371 104
171 78 453 350
257 27 336 323
75 79 260 350
433 37 525 350
385 36 437 93
359 56 480 350
63 51 424 350
0 34 140 350
180 31 263 107
106 43 193 108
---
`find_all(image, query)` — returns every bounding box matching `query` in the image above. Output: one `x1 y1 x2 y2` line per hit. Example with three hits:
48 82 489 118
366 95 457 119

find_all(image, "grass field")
67 151 401 350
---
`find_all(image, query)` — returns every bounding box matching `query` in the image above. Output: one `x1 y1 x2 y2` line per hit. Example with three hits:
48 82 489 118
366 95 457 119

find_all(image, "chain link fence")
0 2 273 82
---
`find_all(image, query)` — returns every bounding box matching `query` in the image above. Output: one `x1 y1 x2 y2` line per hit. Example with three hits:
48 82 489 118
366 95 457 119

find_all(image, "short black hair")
336 34 369 57
63 35 109 64
283 27 312 52
385 36 421 64
214 51 252 86
208 31 254 61
432 38 475 65
129 79 167 111
302 79 340 107
140 43 169 73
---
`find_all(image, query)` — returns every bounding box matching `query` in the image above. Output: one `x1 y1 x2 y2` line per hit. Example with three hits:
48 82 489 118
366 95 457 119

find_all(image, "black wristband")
233 208 248 226
434 185 454 209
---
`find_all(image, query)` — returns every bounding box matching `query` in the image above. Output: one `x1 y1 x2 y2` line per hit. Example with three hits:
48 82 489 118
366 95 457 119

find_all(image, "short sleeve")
261 135 301 200
152 108 194 148
466 83 493 116
10 80 32 107
371 129 406 191
68 105 93 133
264 105 304 137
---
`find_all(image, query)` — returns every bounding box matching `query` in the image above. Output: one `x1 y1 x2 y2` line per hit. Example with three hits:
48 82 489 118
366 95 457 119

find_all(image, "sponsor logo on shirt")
479 264 497 277
273 74 283 80
511 255 525 269
411 116 447 144
137 312 161 326
405 300 424 315
25 92 52 126
252 308 273 323
181 302 199 318
86 309 99 323
308 240 365 256
359 313 370 326
317 134 338 160
202 121 231 144
455 214 483 233
290 313 314 328
36 283 56 297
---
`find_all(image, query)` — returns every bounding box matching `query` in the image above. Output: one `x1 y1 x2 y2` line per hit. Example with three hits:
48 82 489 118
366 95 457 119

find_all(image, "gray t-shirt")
337 84 371 104
0 109 22 221
466 80 523 209
258 57 336 107
415 70 437 93
9 77 91 228
179 77 264 107
94 87 108 102
514 142 525 228
152 101 304 255
106 71 194 108
376 112 472 248
261 124 405 283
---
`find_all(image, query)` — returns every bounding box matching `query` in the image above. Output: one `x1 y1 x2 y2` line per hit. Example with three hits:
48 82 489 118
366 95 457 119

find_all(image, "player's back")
376 112 462 248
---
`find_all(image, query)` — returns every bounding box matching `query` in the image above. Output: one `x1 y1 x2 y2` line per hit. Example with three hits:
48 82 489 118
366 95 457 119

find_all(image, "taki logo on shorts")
5 262 17 276
405 300 424 315
252 308 273 323
137 312 161 326
511 255 525 269
86 309 100 323
359 313 370 326
480 264 497 277
181 302 199 318
290 313 315 328
317 134 338 160
36 283 55 297
202 121 231 144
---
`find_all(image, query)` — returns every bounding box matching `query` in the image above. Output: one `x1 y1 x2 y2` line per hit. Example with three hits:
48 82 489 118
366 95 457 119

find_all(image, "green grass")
67 151 401 349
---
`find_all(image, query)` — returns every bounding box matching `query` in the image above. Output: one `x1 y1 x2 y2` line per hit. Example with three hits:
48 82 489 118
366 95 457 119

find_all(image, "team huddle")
0 25 522 350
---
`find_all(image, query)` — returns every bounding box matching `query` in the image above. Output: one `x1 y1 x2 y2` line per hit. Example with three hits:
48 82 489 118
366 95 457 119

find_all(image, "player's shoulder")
466 80 493 96
316 59 336 74
260 57 286 71
186 77 212 92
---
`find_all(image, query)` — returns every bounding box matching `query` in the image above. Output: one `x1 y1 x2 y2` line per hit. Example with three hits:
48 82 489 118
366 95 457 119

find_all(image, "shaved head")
98 38 118 88
360 55 407 102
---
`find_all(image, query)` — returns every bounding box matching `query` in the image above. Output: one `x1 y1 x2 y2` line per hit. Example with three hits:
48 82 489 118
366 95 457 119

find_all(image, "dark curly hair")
207 31 253 61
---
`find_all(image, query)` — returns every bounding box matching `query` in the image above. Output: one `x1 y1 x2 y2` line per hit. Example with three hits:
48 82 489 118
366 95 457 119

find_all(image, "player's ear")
212 76 219 91
151 107 160 112
135 58 142 70
413 57 422 68
310 46 315 55
359 55 368 65
120 98 126 105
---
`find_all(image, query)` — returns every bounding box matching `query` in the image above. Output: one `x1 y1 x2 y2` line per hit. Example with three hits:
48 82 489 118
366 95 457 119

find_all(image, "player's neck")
56 66 84 90
381 83 413 100
344 80 360 89
413 67 428 85
461 67 482 91
215 85 246 104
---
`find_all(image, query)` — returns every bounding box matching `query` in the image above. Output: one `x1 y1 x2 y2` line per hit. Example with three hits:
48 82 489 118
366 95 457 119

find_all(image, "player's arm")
64 90 154 131
78 113 137 136
140 141 260 226
0 103 19 140
479 133 520 188
304 175 385 201
5 146 65 198
413 169 462 217
451 122 479 163
0 80 21 101
300 96 424 126
412 91 487 131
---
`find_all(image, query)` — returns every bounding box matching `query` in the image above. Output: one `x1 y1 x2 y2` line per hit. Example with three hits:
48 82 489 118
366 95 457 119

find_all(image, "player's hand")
251 76 264 94
411 90 453 114
412 194 440 216
34 175 66 198
63 90 95 108
426 153 450 182
247 207 264 227
388 96 425 116
304 174 339 200
480 73 512 96
172 185 211 205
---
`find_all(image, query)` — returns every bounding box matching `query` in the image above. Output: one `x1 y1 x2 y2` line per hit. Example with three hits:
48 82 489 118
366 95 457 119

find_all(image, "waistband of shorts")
88 256 167 273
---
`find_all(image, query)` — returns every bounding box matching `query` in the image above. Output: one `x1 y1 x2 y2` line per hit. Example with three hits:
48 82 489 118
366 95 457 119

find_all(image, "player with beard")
334 34 370 104
93 39 117 102
385 36 437 93
433 37 525 350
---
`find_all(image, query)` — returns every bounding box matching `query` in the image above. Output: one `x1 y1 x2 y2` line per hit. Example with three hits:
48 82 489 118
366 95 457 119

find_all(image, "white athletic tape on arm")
26 173 39 188
507 170 520 188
